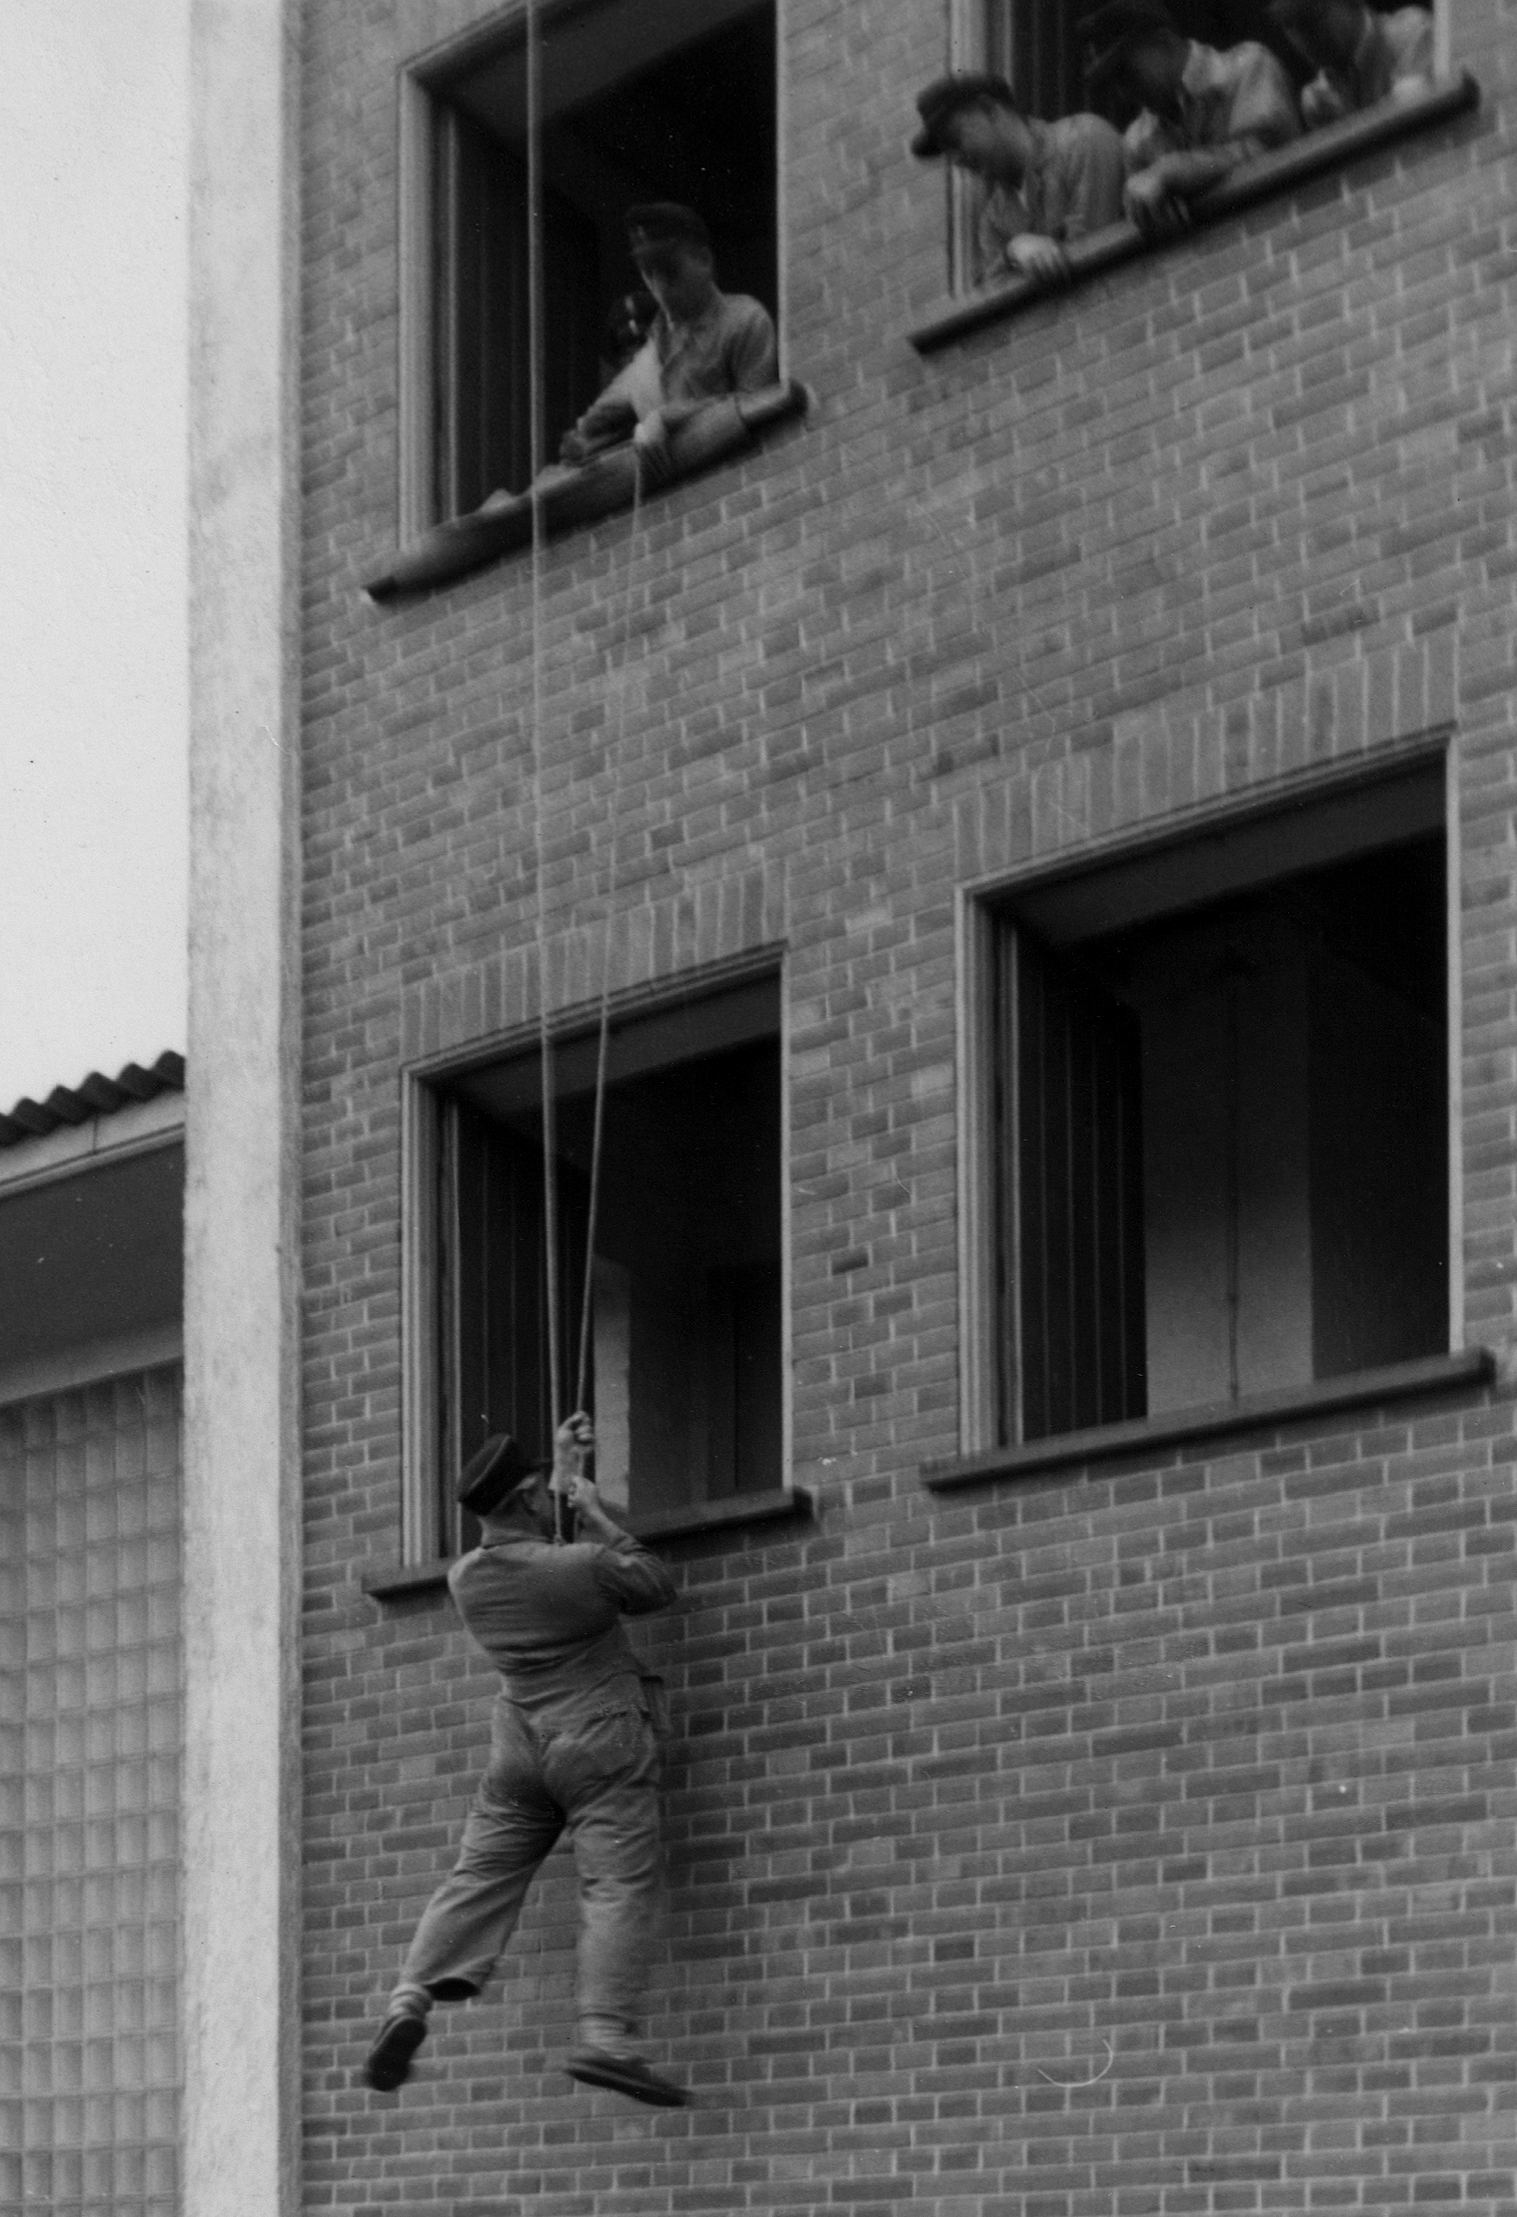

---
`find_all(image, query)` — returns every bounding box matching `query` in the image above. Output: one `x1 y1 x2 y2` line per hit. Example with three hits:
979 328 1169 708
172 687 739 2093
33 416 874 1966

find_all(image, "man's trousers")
392 1692 663 2043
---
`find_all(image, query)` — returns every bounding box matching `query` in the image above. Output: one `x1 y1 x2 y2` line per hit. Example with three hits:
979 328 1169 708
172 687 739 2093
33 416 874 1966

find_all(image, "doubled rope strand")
574 469 644 1413
523 0 564 1461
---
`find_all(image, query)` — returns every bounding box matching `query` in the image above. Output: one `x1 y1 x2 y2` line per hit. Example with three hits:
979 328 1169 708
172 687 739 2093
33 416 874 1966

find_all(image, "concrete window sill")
908 74 1479 357
922 1347 1495 1492
365 381 809 601
361 1485 813 1601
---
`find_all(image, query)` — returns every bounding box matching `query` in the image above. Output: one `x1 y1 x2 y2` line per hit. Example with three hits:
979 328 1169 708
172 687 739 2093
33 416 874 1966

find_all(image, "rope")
519 0 645 1503
573 468 643 1413
522 0 564 1472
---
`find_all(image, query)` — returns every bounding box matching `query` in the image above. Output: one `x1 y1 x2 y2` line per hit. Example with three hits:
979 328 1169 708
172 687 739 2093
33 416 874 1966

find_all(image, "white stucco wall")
0 3 190 1106
183 1 301 2212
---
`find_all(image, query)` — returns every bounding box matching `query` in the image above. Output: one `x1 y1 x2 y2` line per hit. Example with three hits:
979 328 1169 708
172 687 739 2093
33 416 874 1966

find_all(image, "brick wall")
0 1369 183 2217
300 0 1517 2208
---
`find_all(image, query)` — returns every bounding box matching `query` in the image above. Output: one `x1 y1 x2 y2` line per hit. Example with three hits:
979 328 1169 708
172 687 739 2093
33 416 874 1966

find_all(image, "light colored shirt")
650 289 777 406
976 112 1128 280
1300 6 1433 124
568 288 777 454
448 1527 675 1732
1124 40 1301 174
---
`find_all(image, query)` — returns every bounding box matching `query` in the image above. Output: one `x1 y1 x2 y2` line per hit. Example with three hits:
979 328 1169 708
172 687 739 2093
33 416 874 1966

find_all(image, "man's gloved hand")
550 1411 594 1493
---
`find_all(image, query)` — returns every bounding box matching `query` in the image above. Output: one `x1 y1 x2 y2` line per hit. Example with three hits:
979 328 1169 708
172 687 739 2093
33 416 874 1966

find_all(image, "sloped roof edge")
0 1051 186 1150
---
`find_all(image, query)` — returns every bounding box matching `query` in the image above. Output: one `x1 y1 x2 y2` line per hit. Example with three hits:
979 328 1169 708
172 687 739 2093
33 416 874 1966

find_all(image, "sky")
0 2 190 1111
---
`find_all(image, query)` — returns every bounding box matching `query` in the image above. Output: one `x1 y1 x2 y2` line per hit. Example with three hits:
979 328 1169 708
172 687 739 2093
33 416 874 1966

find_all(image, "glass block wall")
0 1366 183 2217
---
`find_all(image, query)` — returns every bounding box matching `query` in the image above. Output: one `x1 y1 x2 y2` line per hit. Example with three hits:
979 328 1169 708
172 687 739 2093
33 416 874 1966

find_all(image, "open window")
928 0 1454 309
982 762 1449 1445
423 975 783 1556
981 0 1438 131
413 0 777 527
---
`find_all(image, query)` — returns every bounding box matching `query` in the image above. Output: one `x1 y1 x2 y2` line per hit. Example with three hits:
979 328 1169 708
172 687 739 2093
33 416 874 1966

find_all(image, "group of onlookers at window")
912 0 1434 282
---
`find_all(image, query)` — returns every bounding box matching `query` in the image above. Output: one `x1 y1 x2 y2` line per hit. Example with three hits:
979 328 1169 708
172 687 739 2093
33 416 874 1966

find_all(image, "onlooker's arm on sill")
974 117 1126 288
982 197 1074 287
724 296 779 392
1218 40 1304 157
1123 147 1231 231
558 340 662 464
637 298 779 457
1298 7 1434 125
1125 46 1301 233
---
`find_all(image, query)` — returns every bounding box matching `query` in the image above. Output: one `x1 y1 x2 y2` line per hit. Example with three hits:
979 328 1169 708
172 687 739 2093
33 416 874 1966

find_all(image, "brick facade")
300 2 1517 2209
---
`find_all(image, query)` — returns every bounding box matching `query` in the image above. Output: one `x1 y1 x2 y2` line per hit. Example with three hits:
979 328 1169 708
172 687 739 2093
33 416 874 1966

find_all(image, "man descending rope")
362 1414 688 2109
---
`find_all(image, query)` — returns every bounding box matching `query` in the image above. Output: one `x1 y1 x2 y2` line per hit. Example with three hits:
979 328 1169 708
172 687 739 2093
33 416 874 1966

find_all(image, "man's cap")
1079 0 1180 94
456 1433 536 1518
625 202 710 253
911 72 1018 158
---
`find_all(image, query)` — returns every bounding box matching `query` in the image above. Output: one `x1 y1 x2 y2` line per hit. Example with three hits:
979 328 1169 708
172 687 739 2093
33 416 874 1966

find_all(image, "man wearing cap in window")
361 1413 688 2109
911 72 1127 286
1083 0 1300 236
371 200 793 594
1266 0 1432 127
557 201 776 490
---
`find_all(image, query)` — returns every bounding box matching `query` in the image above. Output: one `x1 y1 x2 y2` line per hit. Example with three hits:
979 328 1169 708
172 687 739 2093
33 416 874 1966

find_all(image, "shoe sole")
363 2014 428 2092
565 2053 690 2108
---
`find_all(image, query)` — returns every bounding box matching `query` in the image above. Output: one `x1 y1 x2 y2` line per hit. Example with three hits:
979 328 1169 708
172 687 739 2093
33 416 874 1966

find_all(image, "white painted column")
183 3 301 2214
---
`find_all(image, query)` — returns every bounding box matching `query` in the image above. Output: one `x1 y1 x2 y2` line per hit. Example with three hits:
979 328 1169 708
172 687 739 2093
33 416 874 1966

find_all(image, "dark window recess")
998 931 1147 1439
984 0 1367 127
428 0 776 522
436 979 782 1548
991 767 1448 1445
985 0 1088 126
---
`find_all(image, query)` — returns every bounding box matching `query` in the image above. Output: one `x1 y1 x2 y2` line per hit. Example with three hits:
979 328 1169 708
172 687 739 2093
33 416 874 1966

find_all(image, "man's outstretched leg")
548 1709 689 2108
363 1702 561 2091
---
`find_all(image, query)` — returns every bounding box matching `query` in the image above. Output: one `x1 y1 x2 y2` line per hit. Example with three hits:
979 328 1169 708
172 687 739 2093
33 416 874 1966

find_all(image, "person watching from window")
1082 0 1301 238
547 202 775 489
1266 0 1432 127
367 202 794 597
911 71 1127 286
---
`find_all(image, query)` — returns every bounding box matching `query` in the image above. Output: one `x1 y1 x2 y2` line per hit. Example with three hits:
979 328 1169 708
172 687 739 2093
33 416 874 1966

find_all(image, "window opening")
435 978 783 1551
428 0 777 523
928 0 1439 291
988 767 1448 1445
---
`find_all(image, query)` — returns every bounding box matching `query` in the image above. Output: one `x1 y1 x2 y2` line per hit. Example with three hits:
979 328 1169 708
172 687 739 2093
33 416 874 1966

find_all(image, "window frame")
396 0 787 546
956 744 1462 1459
400 956 793 1567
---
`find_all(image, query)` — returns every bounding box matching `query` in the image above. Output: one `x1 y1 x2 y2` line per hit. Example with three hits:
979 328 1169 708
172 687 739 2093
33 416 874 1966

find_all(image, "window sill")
366 380 809 601
360 1486 812 1601
908 73 1479 358
922 1347 1496 1492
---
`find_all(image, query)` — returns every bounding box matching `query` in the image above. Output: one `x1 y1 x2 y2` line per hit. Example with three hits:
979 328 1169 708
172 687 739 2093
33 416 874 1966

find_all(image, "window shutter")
999 925 1146 1441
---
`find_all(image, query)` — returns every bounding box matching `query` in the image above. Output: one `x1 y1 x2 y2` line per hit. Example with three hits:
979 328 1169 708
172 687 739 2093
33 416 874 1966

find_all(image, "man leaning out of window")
1083 0 1301 238
1266 0 1433 128
911 71 1127 287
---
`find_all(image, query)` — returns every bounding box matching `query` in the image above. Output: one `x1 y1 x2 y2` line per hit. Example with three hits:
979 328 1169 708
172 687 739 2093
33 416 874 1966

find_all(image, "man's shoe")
363 2011 428 2091
565 2048 690 2108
